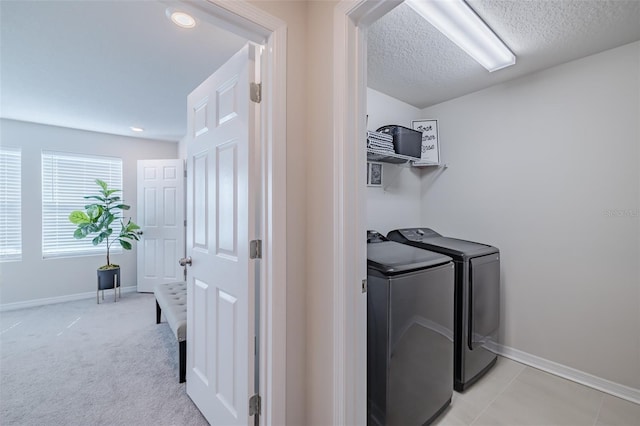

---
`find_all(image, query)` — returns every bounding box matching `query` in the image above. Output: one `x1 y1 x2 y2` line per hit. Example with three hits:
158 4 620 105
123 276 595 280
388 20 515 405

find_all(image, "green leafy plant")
69 179 140 268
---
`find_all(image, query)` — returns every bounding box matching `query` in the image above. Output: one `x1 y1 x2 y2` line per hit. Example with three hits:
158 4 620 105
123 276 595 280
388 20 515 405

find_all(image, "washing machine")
387 228 500 392
367 231 454 425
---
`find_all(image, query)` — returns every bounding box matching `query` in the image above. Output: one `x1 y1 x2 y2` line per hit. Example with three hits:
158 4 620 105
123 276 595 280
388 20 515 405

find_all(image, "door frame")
332 1 402 424
177 1 287 424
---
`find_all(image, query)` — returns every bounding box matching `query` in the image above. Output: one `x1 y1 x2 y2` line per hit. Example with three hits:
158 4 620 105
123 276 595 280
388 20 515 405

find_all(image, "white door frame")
332 1 402 424
177 1 287 424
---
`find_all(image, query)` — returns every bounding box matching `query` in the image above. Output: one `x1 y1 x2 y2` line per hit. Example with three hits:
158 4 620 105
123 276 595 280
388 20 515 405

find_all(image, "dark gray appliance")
387 228 500 392
367 231 454 426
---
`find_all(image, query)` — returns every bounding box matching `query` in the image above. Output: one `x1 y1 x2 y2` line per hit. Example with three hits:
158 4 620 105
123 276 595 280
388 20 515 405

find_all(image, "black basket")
376 125 422 159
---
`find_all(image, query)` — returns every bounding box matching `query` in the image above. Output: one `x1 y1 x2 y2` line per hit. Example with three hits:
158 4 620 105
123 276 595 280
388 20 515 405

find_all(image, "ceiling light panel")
405 0 516 72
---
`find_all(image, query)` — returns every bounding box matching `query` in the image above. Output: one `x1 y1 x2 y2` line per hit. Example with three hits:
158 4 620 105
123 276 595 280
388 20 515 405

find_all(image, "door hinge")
362 278 367 293
250 239 262 259
250 82 261 103
249 394 261 416
184 168 187 178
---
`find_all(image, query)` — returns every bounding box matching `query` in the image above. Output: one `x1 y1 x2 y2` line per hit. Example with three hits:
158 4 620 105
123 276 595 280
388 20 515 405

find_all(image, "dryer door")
468 254 500 350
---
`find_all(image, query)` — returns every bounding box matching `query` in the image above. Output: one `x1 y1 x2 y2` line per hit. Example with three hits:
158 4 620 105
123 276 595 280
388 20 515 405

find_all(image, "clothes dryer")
367 231 454 425
387 228 500 392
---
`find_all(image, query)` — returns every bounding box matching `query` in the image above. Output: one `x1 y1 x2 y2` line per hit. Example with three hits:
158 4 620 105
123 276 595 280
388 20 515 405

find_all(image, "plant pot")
97 266 120 303
97 267 120 289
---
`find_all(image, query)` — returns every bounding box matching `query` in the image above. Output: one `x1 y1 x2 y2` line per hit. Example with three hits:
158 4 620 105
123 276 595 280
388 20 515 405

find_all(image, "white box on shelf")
412 119 440 165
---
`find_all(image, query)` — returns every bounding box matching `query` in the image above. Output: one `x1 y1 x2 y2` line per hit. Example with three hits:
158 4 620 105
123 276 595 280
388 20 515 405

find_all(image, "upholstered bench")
154 282 187 383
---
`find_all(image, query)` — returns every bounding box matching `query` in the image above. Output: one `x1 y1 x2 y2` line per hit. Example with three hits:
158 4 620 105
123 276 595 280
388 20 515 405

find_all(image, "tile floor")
433 357 640 426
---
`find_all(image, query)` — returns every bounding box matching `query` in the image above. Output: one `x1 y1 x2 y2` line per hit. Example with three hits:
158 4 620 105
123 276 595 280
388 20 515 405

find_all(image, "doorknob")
179 256 192 267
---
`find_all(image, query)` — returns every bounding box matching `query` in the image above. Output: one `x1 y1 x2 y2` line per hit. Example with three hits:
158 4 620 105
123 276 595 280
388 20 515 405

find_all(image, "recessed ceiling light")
130 126 144 132
166 9 196 29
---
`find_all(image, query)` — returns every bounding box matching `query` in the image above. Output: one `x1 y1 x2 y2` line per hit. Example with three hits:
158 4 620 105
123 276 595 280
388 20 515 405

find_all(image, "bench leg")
179 340 186 383
156 300 161 324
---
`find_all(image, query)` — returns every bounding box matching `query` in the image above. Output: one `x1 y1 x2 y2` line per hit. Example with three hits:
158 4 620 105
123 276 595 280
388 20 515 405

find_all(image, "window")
0 147 22 261
42 151 123 258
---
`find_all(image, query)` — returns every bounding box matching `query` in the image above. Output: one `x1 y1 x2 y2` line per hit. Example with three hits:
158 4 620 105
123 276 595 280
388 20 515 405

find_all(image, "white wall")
420 41 640 389
304 1 334 423
0 119 178 306
366 88 422 235
248 1 309 424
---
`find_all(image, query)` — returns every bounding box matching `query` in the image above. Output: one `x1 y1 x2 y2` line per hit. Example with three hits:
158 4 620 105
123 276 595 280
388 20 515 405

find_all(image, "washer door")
468 254 500 350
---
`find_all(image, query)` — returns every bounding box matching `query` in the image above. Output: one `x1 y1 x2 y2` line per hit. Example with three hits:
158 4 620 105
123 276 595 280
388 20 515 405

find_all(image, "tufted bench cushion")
154 282 187 382
154 282 187 341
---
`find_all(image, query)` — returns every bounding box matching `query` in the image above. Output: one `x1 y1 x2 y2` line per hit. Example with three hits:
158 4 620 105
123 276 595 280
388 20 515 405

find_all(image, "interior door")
185 43 259 425
136 159 185 292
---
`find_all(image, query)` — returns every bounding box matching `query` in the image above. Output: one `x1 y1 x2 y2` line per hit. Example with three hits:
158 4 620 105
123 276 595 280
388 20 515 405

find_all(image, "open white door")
185 43 260 425
136 159 186 292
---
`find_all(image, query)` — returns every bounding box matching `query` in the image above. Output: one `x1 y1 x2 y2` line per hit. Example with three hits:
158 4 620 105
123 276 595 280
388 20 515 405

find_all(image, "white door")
136 159 186 292
185 44 260 425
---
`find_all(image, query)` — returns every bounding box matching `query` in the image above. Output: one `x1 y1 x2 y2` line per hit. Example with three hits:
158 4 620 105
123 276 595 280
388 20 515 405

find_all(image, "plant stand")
97 268 121 304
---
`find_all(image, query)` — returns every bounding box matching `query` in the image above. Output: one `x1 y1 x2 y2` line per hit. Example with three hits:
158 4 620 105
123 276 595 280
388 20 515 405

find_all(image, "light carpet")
0 292 208 426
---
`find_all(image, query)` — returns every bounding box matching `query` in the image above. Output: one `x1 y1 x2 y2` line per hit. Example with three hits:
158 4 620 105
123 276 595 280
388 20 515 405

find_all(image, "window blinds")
0 147 22 261
41 151 123 258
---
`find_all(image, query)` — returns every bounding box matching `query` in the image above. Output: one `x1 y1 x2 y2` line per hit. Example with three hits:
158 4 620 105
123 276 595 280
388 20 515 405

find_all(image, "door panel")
216 289 239 415
136 159 185 292
217 141 238 258
164 187 178 225
186 44 257 426
163 240 177 277
192 278 210 384
192 152 208 249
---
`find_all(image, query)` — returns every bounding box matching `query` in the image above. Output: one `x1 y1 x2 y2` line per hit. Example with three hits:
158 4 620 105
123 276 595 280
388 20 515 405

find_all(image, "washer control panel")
393 228 441 242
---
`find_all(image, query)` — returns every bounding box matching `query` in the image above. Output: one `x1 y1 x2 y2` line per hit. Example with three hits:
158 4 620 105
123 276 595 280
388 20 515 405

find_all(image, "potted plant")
69 179 140 299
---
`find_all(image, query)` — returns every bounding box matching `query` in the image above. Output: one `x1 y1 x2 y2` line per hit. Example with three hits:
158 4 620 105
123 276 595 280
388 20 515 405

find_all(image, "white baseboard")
0 286 138 312
486 341 640 405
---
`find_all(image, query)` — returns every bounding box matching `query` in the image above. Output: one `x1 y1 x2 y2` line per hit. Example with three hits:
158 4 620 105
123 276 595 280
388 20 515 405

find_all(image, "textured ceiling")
368 0 640 109
0 1 247 141
2 1 639 139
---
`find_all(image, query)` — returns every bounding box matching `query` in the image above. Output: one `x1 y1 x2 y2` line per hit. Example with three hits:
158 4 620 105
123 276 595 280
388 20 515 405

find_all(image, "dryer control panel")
388 228 441 242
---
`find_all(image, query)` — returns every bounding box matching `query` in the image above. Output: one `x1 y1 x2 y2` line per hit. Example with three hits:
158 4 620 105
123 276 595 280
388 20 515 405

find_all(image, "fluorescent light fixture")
166 9 196 29
405 0 515 72
130 126 144 132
